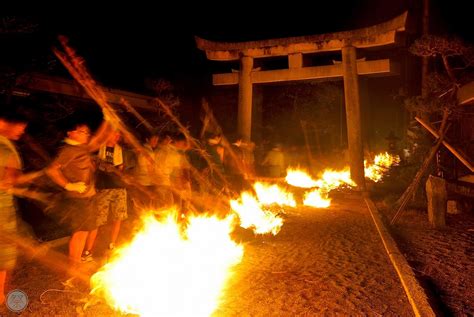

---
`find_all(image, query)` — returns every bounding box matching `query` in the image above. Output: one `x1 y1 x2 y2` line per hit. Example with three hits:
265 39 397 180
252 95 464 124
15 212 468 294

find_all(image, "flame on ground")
365 152 400 182
285 167 353 208
286 152 399 208
230 192 283 235
303 189 331 208
253 182 296 207
90 211 243 317
315 168 355 191
285 168 318 188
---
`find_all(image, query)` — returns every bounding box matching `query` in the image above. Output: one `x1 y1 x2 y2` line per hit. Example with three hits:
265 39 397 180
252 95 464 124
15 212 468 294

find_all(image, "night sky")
1 0 470 94
0 1 471 150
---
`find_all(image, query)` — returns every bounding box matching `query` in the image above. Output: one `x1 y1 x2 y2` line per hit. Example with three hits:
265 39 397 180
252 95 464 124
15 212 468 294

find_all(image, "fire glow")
286 152 399 208
253 182 296 207
230 192 284 235
89 152 399 316
90 211 243 317
303 189 331 208
365 152 400 182
285 168 318 188
285 168 353 208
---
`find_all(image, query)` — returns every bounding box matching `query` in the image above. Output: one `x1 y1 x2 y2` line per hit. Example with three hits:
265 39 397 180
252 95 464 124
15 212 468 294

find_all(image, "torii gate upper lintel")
195 11 408 189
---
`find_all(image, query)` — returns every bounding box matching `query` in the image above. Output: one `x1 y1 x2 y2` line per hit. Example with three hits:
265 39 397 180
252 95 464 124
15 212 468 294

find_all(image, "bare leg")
69 231 89 263
85 228 98 253
0 270 6 304
110 220 121 247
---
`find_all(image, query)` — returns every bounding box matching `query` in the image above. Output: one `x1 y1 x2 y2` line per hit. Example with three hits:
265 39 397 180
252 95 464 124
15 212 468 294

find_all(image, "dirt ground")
216 195 413 316
1 194 415 316
377 204 474 317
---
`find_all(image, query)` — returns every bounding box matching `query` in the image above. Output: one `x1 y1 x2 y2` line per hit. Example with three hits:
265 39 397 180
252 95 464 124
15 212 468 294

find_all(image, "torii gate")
195 12 407 189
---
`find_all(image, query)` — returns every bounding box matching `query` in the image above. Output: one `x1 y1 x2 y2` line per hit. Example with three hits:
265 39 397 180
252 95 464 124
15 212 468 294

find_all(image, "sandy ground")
216 195 412 316
1 194 414 316
379 205 474 316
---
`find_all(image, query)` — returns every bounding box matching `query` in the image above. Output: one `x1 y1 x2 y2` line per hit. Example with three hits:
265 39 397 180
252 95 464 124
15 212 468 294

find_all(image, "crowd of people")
0 106 296 304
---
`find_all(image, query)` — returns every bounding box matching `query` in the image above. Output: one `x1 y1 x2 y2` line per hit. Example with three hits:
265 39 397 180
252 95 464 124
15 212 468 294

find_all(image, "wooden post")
342 44 366 190
426 175 447 228
288 53 303 69
238 55 254 142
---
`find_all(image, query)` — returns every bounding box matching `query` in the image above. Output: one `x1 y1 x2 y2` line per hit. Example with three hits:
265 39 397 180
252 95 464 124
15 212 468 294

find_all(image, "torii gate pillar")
238 55 254 141
196 12 407 190
342 44 366 189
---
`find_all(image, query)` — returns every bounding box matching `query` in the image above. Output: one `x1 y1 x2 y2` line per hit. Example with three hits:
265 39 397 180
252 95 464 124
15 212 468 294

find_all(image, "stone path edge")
364 197 436 317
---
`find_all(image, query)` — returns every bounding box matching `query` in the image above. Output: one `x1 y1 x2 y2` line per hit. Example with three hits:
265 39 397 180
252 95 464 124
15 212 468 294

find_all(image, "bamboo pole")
119 97 154 132
415 116 474 172
53 37 149 161
391 110 450 225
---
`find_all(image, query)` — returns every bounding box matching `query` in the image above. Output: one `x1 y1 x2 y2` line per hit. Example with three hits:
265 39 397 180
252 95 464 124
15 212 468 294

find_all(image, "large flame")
286 153 399 208
253 182 296 207
230 192 284 235
90 152 400 316
300 168 353 208
285 168 318 188
285 167 354 208
303 168 355 208
91 211 243 317
303 189 331 208
315 168 355 190
285 167 354 191
364 152 400 182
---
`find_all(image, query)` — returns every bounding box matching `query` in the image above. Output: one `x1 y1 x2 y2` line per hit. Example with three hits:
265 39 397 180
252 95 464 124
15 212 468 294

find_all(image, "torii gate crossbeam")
196 12 408 189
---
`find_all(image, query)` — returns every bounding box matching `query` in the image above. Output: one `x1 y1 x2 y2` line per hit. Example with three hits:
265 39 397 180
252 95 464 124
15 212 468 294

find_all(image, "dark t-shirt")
96 146 124 189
